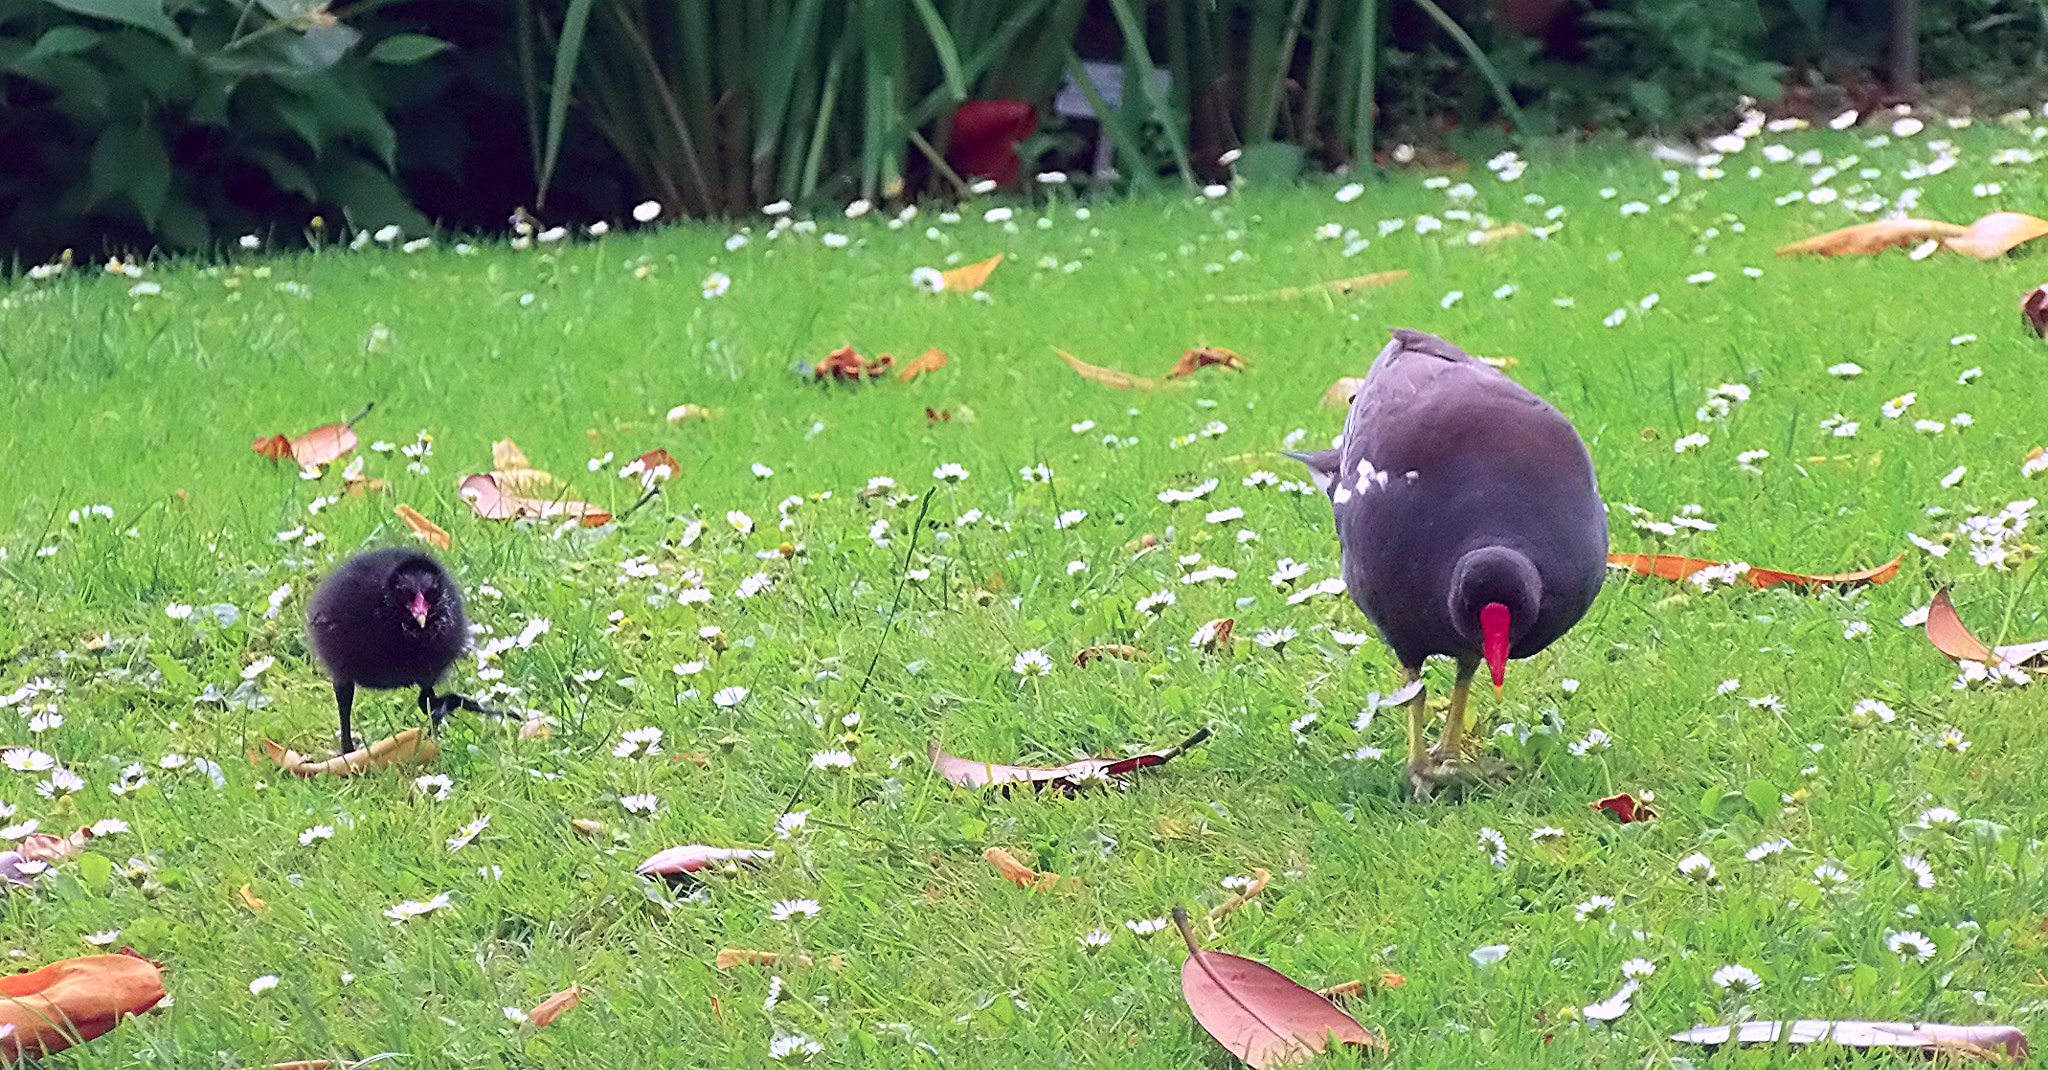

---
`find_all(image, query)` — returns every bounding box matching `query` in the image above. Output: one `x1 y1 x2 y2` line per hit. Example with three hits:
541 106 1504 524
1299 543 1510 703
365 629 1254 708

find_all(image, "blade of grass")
908 0 967 103
1101 0 1195 187
1408 0 1524 136
535 0 597 207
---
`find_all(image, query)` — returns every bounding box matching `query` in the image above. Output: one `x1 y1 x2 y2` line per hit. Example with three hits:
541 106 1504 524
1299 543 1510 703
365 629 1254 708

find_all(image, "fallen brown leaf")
458 473 611 526
635 844 775 879
983 847 1076 893
0 949 166 1061
814 344 894 381
490 438 556 493
1214 269 1410 303
1607 552 1902 591
1925 589 2048 671
940 253 1004 292
1165 346 1248 379
1670 1021 2025 1058
1174 908 1384 1067
1052 347 1180 391
928 728 1212 792
252 422 359 469
569 818 605 838
262 728 440 778
898 347 949 382
1776 218 1966 256
530 983 582 1028
1943 211 2048 259
1073 645 1140 666
395 504 450 550
1192 618 1235 653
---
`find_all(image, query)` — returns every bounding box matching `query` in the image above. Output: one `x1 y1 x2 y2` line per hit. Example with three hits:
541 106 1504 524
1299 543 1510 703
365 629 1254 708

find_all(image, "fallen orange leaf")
262 728 440 777
1164 346 1248 378
1052 347 1180 391
982 847 1075 892
0 949 166 1061
251 422 359 469
940 253 1003 292
1776 218 1966 256
814 344 895 381
1607 552 1902 591
238 883 267 911
1215 269 1410 303
1943 211 2048 260
897 347 949 382
458 473 611 526
1175 908 1384 1066
530 983 582 1028
395 504 450 550
1073 644 1140 666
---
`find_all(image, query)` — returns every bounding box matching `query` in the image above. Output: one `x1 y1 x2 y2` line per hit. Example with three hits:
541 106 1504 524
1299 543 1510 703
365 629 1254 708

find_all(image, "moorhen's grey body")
307 547 470 754
1291 328 1607 797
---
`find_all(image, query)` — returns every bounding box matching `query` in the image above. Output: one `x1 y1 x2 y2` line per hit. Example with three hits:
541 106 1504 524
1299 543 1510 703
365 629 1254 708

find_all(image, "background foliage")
5 0 2048 261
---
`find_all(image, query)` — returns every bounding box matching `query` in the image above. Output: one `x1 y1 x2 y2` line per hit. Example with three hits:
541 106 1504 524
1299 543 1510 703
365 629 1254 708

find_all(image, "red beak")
1480 602 1511 693
409 591 430 626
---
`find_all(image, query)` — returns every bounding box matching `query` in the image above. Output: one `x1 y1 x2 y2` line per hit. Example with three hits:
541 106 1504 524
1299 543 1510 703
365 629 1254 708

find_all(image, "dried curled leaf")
530 983 582 1028
1776 218 1966 256
1606 552 1902 591
2024 284 2048 338
635 845 774 879
0 949 167 1061
814 345 895 381
940 253 1004 292
1052 347 1181 392
927 728 1211 792
458 473 611 526
238 883 268 911
897 347 950 382
1073 645 1140 666
252 422 358 469
1943 211 2048 260
1192 618 1235 653
1165 346 1249 379
1174 908 1384 1067
263 728 440 778
1591 792 1655 823
1670 1021 2025 1058
395 504 450 550
1925 589 2048 670
1214 269 1410 303
983 847 1076 893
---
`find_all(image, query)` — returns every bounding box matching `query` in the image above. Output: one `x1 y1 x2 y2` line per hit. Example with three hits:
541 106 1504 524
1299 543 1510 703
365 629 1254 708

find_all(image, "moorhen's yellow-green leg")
1443 658 1478 759
1402 666 1428 778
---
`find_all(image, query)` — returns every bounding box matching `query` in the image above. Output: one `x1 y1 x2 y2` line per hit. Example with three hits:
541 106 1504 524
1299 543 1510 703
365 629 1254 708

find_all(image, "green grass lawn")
3 110 2048 1068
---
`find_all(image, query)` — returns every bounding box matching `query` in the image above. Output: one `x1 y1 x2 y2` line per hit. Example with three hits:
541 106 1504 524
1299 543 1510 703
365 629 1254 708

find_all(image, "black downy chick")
307 547 479 754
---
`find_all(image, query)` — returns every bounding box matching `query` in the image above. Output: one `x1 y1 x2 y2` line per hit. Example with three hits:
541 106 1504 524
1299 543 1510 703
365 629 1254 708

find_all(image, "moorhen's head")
1447 546 1543 692
384 554 460 636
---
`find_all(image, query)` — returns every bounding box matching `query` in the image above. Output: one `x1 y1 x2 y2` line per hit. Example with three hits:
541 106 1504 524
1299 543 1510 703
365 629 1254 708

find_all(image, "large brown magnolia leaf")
490 439 556 494
1165 346 1249 379
0 826 97 886
1671 1021 2025 1058
941 254 1004 292
458 473 611 526
252 422 358 469
1607 552 1902 591
1214 269 1410 303
928 728 1211 791
1943 211 2048 260
1775 218 1966 256
0 949 167 1061
1174 908 1385 1067
1052 348 1183 392
263 728 439 777
1925 589 2048 670
897 348 949 382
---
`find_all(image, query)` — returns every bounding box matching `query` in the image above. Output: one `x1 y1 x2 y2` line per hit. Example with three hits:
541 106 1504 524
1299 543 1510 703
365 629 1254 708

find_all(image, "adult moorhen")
1291 328 1607 798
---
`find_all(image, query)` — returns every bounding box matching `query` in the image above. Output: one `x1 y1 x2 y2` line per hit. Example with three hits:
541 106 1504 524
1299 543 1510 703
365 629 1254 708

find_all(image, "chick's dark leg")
419 685 441 733
335 680 357 755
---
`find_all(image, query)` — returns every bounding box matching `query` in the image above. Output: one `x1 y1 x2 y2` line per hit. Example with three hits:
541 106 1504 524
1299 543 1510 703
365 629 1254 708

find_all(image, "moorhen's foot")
1406 752 1512 801
427 691 507 728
